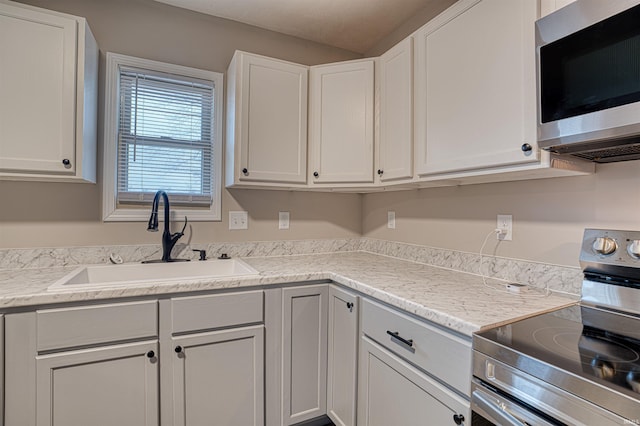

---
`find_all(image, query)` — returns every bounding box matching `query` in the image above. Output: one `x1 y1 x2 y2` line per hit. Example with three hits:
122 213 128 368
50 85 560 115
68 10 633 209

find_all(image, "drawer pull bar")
386 330 414 348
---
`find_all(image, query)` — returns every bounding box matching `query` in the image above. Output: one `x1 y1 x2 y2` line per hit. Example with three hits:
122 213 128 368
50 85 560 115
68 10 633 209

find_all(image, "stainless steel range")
472 229 640 425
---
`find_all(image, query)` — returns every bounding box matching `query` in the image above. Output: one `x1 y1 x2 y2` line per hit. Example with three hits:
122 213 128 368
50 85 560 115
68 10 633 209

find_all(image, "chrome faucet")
145 190 189 262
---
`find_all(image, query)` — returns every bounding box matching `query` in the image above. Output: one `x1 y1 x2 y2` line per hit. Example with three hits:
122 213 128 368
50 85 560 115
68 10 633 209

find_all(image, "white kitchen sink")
48 258 259 291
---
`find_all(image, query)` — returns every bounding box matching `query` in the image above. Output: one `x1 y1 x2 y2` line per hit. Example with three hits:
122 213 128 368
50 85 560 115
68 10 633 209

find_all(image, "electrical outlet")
229 211 248 230
387 211 396 229
279 211 290 230
497 214 512 241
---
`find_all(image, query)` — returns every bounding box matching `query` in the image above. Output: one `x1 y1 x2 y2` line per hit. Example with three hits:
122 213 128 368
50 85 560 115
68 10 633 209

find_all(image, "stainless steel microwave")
536 0 640 162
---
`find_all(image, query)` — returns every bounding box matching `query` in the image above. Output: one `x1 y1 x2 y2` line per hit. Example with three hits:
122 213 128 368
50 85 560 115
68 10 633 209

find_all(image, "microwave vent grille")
571 144 640 163
545 136 640 163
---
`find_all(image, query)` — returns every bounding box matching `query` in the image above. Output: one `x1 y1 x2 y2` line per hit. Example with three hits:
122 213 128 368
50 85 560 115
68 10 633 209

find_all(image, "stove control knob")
627 370 640 393
593 237 617 256
591 358 616 379
628 240 640 260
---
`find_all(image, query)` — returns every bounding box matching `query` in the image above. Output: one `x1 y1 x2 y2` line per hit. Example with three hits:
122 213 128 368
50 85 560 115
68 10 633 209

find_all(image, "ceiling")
152 0 447 54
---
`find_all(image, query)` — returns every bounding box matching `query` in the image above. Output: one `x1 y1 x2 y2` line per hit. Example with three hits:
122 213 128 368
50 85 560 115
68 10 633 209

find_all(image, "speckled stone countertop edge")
0 252 578 337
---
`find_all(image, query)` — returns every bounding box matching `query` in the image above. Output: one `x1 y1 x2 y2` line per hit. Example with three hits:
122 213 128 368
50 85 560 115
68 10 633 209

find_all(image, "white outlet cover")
387 211 396 229
279 211 290 230
229 211 248 230
497 214 512 241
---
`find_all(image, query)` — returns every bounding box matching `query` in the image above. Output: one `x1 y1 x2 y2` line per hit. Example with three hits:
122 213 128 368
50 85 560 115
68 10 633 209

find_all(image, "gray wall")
1 0 363 249
362 161 640 268
4 0 639 271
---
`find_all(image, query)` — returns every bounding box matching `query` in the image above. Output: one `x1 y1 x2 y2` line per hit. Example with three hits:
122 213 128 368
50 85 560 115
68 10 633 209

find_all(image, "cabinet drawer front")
171 290 263 333
37 300 158 352
361 298 471 395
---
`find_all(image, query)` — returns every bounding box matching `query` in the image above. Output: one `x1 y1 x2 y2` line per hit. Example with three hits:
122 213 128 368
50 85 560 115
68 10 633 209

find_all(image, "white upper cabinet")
0 0 98 182
414 0 539 176
226 51 308 187
376 38 414 183
309 59 374 185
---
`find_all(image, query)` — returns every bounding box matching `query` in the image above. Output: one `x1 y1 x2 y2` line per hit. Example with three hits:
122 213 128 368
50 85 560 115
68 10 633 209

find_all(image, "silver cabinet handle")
386 330 413 348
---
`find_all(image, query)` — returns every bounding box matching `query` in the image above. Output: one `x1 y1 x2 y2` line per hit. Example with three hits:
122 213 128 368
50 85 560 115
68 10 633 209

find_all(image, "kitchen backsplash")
0 238 582 295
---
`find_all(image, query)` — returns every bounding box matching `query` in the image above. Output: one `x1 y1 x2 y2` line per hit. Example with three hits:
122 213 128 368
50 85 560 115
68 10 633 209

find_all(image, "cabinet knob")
453 414 465 425
175 346 183 353
313 171 319 178
346 302 354 312
521 143 532 153
146 350 155 358
377 169 383 175
242 168 248 175
62 158 71 168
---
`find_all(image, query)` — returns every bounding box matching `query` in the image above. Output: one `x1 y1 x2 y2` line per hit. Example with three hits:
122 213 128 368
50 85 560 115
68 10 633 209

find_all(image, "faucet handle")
177 216 188 237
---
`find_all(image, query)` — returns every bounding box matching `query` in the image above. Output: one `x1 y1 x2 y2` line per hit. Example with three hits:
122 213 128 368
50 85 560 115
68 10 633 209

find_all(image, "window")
103 53 223 221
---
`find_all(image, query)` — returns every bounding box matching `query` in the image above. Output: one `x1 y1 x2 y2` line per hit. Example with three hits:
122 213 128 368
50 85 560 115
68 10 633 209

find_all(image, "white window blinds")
117 67 215 205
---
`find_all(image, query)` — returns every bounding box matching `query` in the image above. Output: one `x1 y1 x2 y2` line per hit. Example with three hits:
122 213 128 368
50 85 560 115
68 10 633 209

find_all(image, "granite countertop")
0 251 576 336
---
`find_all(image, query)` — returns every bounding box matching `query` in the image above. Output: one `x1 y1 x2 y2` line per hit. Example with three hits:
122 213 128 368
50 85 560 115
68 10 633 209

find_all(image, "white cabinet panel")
327 285 359 426
377 38 414 183
170 290 263 333
0 1 97 182
282 284 329 424
36 300 158 351
309 60 374 184
358 336 469 426
414 0 539 176
226 51 308 186
170 326 265 426
36 341 159 426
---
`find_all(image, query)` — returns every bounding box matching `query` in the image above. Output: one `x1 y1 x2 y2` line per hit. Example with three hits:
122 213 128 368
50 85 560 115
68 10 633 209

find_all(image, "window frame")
103 53 223 222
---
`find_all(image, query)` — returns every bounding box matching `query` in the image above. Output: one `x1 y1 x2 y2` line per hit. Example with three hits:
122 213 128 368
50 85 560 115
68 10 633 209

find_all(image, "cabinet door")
36 341 159 426
357 336 469 426
377 38 414 183
282 284 329 424
327 286 359 426
309 60 374 184
414 0 539 176
171 325 265 426
229 51 308 184
0 2 77 175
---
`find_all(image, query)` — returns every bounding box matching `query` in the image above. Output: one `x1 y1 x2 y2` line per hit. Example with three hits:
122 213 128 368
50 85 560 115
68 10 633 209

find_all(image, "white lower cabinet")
169 326 264 426
282 284 329 425
36 341 159 426
3 284 473 426
327 285 359 426
358 298 471 426
5 301 160 426
358 336 469 426
162 291 265 426
4 293 265 426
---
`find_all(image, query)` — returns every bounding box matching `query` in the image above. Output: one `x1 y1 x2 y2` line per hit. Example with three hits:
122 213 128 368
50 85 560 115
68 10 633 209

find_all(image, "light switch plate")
229 211 248 230
279 211 290 230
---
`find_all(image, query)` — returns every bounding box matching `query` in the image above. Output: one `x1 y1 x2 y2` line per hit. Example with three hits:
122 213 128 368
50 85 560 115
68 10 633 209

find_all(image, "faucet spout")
145 190 188 262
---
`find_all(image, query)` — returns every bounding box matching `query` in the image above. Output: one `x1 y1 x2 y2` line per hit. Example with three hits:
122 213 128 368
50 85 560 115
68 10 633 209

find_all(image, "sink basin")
49 258 259 291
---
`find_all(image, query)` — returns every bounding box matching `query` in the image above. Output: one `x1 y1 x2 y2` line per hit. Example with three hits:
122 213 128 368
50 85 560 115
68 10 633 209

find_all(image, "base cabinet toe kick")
1 283 472 426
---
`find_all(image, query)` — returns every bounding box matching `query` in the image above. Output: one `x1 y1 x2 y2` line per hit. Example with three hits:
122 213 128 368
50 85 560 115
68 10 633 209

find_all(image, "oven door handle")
472 389 534 426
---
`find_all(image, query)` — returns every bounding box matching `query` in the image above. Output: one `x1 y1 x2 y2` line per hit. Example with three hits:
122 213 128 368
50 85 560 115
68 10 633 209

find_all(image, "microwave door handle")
472 389 537 426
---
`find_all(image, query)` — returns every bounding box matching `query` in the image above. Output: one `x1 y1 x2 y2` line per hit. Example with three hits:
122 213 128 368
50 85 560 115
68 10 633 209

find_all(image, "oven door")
471 381 557 426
